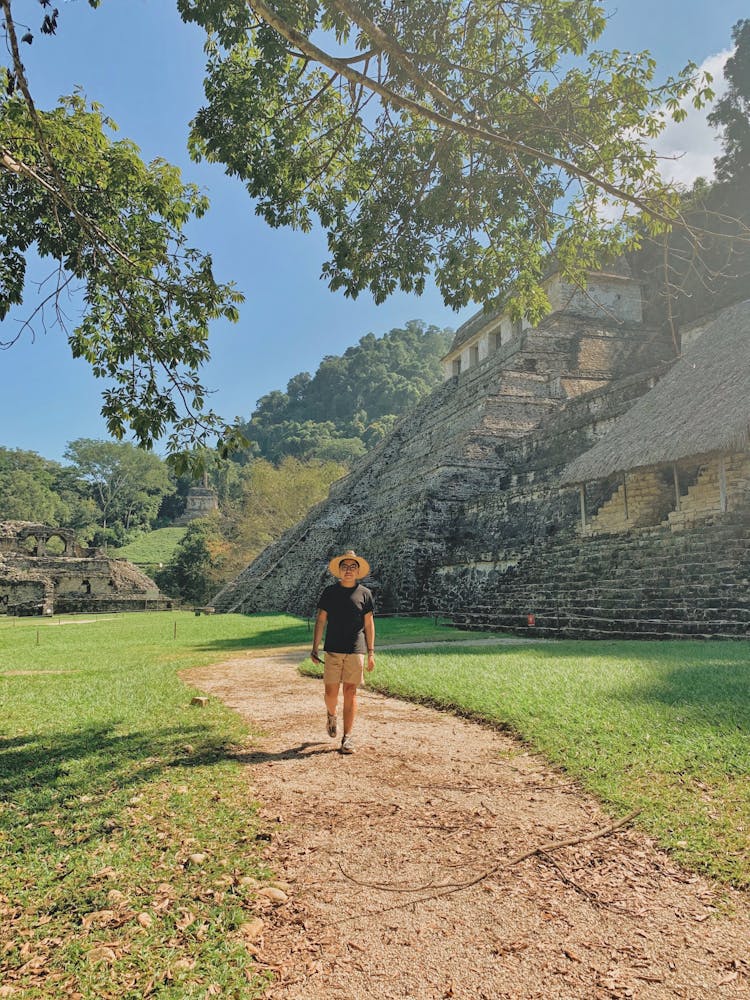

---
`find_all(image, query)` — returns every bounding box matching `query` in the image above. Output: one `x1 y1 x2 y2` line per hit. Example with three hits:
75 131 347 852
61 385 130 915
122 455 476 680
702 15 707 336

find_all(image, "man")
311 549 375 754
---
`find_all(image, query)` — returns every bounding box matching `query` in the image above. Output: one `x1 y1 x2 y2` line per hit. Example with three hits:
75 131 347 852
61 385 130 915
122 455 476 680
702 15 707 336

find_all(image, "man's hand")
366 651 375 673
311 650 322 665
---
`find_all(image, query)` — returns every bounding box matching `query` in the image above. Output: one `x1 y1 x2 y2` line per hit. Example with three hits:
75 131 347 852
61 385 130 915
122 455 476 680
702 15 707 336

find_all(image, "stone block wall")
0 577 49 615
449 511 750 639
546 271 643 325
0 522 168 615
668 453 750 531
584 470 675 535
53 596 172 614
443 266 646 379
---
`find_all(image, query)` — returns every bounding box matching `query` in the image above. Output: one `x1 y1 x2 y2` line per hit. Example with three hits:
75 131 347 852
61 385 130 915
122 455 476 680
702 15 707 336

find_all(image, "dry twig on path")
335 809 642 920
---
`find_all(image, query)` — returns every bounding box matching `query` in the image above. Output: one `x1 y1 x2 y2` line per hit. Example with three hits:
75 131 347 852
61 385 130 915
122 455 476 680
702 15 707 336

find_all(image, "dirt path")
185 650 750 1000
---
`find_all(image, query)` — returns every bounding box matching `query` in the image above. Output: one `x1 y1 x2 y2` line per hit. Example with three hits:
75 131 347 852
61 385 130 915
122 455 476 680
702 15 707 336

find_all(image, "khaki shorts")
323 652 364 686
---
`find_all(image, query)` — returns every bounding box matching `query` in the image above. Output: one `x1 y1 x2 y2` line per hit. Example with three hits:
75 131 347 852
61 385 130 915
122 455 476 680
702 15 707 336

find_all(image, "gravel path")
185 650 750 1000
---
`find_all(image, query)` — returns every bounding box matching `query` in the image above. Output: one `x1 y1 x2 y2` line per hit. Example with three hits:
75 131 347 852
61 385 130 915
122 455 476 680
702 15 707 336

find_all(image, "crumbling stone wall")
174 486 219 525
0 521 170 615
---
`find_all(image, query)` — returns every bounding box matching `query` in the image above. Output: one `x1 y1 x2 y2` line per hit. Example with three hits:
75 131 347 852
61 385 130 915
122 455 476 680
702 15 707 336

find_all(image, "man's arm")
364 611 375 672
311 609 327 663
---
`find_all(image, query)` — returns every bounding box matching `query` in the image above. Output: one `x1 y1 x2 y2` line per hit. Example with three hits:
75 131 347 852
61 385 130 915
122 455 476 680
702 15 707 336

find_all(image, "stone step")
452 620 749 640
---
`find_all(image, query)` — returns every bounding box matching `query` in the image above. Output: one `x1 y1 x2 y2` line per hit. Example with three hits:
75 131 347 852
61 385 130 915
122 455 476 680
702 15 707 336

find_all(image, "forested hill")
238 320 453 464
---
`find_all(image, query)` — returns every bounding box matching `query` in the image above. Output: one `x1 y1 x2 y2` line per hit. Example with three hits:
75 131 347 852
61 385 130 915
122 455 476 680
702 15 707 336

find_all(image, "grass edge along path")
0 612 491 1000
301 638 750 890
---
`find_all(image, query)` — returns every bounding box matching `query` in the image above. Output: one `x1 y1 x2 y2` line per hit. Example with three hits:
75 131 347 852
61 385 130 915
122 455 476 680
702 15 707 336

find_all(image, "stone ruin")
0 521 171 616
174 473 219 525
212 260 750 640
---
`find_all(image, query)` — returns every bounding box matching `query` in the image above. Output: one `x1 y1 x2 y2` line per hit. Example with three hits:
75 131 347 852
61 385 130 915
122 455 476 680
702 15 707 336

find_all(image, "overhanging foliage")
183 0 714 317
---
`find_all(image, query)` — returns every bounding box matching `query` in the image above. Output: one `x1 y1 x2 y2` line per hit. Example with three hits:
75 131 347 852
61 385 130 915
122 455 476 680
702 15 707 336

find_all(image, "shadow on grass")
192 624 311 652
0 724 243 843
0 723 338 857
617 660 750 731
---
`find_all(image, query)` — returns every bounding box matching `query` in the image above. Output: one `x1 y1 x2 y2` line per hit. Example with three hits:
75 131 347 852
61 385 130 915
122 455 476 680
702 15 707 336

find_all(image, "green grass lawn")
111 527 188 568
0 612 289 999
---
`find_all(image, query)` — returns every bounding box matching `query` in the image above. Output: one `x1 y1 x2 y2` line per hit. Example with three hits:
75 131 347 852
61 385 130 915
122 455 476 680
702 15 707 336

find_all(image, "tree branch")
0 0 146 274
336 809 642 913
245 0 678 224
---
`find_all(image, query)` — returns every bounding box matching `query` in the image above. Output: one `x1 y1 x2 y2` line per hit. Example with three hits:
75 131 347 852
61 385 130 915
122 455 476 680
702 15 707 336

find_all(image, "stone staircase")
449 511 750 639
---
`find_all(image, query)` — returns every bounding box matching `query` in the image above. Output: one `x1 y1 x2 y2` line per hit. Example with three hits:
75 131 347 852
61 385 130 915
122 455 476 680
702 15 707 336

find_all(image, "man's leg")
342 682 358 735
323 654 345 738
340 655 363 753
324 683 340 716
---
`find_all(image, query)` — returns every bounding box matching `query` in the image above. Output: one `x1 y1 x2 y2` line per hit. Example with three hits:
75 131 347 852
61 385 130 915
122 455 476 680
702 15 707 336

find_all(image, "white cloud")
653 49 733 187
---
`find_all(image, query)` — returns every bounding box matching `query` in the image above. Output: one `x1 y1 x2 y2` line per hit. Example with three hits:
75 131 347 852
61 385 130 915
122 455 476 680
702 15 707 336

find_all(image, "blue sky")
1 0 746 462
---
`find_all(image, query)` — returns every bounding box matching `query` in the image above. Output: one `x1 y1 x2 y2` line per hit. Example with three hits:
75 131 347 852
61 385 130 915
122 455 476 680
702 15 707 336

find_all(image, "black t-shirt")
317 583 374 654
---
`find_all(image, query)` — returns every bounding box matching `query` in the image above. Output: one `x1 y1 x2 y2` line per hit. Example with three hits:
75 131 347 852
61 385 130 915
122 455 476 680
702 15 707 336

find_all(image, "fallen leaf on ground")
172 957 196 972
87 945 116 965
258 887 288 903
176 910 196 930
81 909 116 929
240 918 265 942
92 867 117 880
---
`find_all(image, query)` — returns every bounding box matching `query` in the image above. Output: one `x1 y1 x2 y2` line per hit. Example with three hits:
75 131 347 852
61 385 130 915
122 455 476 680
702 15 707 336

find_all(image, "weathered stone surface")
0 520 171 616
174 485 219 525
447 511 750 639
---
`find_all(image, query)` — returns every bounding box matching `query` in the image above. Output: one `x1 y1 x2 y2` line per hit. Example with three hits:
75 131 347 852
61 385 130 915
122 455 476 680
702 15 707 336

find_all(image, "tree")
244 320 451 461
0 1 244 464
157 456 346 600
708 19 750 182
314 437 366 463
156 517 230 605
628 22 750 339
0 446 98 531
182 0 714 319
0 447 68 523
249 419 345 462
222 456 347 570
0 1 732 464
63 438 174 542
0 468 62 524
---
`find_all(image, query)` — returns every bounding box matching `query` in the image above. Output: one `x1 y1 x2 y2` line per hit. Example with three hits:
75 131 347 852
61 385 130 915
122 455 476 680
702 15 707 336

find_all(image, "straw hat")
328 549 371 579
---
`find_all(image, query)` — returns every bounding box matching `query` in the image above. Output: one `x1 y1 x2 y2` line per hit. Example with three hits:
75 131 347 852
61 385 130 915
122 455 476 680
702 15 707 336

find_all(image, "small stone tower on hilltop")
175 472 219 525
